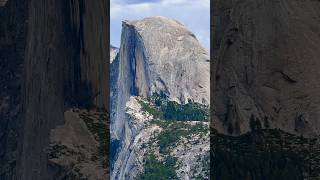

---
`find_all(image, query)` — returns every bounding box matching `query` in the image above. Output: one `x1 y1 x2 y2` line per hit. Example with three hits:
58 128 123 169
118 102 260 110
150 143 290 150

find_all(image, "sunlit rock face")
111 16 210 139
124 16 210 105
112 97 209 180
48 109 108 179
110 45 118 64
111 16 210 179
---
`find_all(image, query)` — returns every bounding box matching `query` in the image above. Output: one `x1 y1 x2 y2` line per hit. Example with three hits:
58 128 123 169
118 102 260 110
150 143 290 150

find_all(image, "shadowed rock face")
0 0 28 178
212 0 320 137
0 0 8 6
0 0 109 179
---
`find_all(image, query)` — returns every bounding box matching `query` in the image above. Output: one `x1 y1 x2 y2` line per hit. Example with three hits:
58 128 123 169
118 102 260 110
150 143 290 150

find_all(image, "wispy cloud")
110 0 210 50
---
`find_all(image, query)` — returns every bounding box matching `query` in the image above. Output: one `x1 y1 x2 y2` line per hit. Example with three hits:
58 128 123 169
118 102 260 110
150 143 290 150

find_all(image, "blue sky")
110 0 210 50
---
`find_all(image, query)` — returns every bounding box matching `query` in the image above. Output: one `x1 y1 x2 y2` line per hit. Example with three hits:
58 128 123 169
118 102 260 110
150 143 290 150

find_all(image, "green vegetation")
139 91 209 121
150 119 208 153
161 100 209 121
135 92 209 179
136 153 178 180
137 99 163 118
150 91 168 106
211 128 320 180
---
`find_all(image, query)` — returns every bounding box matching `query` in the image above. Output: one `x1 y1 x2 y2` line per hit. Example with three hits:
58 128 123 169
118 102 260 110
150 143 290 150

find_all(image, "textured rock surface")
110 45 119 64
112 97 154 179
111 16 210 139
0 0 109 179
212 0 320 137
48 109 108 179
113 97 209 180
111 16 210 179
124 16 210 105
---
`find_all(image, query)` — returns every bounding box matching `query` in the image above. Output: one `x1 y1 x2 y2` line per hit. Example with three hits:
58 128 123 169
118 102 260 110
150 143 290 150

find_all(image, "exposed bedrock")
0 0 109 179
111 16 210 139
111 16 210 179
212 0 320 137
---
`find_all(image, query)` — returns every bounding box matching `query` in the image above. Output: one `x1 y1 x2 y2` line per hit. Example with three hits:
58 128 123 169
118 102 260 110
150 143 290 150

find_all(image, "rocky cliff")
113 97 209 180
110 45 119 64
212 0 320 137
111 16 210 179
111 16 210 139
0 0 109 179
0 0 28 178
211 0 320 179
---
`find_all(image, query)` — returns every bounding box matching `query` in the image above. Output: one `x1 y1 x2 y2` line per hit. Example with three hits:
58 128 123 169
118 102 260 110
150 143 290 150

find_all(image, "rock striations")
211 0 320 179
111 16 210 139
124 16 210 105
111 16 210 179
212 0 320 137
0 0 109 179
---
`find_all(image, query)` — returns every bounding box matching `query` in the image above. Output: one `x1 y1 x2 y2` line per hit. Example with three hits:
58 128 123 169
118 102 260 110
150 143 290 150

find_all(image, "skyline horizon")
110 0 210 50
110 15 209 52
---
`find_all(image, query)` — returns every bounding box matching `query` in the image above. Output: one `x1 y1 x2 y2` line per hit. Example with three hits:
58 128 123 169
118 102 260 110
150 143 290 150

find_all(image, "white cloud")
160 0 189 5
111 1 153 20
160 0 208 8
110 0 210 49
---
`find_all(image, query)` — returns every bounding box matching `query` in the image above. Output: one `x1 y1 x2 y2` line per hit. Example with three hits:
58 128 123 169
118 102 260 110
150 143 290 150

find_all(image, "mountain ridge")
111 16 210 179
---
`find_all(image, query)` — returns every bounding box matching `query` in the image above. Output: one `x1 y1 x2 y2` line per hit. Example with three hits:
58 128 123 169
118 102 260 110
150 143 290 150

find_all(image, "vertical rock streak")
111 22 153 180
16 1 109 179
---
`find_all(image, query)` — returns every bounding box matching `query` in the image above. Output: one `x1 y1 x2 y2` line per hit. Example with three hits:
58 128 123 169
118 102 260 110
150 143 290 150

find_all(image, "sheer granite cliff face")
111 16 210 139
111 16 210 179
125 16 210 105
1 0 109 179
212 0 320 137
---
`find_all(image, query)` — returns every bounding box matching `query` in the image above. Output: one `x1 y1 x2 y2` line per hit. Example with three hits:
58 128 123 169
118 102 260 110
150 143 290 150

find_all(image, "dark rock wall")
19 1 68 179
0 0 109 179
0 0 28 179
212 0 320 137
62 0 109 109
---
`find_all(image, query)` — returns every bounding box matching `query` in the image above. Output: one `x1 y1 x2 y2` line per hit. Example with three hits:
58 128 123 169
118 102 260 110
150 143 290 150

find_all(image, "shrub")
136 154 178 180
